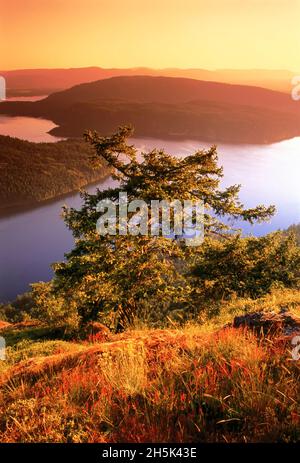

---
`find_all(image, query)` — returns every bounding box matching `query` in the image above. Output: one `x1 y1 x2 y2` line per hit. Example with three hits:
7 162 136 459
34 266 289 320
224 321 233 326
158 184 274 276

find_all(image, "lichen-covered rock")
233 309 300 336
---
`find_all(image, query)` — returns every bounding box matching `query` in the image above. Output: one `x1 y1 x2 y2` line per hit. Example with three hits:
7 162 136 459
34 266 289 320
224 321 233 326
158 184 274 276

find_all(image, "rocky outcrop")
233 308 300 336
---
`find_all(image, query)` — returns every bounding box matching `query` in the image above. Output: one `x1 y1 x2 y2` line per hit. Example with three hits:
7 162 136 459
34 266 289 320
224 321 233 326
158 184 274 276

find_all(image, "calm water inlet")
0 114 300 302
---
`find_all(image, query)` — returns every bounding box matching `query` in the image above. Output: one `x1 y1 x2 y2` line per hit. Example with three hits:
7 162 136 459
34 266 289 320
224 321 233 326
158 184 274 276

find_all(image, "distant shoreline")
2 74 300 145
48 126 299 146
0 174 111 219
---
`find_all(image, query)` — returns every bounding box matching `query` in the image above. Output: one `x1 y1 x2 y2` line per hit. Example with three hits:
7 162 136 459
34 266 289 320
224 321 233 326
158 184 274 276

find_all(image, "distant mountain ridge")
1 66 297 96
1 75 299 144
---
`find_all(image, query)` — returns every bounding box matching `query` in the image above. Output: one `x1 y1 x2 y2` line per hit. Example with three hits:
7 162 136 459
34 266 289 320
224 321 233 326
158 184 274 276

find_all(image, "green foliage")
0 293 34 323
33 126 276 330
3 339 81 366
1 325 70 347
284 223 300 245
50 235 190 329
32 282 80 332
192 232 300 300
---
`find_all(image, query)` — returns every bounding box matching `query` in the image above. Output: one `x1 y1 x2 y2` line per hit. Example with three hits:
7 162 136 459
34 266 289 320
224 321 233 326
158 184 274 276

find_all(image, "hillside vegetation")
0 127 299 442
284 224 300 245
1 76 299 143
0 135 110 214
0 288 300 443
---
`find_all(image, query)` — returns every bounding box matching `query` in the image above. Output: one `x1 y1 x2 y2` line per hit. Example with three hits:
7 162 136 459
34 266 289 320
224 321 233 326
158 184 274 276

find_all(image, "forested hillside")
1 76 299 143
0 135 110 214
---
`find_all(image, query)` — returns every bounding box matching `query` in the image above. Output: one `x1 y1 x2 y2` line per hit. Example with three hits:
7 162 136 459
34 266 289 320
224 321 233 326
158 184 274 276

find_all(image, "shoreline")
0 174 111 219
48 127 300 146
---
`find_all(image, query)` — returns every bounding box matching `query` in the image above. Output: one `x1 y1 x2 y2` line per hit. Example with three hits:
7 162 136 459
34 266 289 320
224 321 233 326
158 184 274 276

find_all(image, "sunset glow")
1 0 299 71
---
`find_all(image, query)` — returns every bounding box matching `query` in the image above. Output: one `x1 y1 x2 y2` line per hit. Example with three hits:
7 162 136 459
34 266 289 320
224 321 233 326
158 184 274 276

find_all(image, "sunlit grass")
0 316 299 442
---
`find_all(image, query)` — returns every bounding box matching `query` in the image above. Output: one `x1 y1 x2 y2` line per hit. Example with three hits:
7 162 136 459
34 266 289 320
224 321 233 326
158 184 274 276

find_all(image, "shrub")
192 232 300 300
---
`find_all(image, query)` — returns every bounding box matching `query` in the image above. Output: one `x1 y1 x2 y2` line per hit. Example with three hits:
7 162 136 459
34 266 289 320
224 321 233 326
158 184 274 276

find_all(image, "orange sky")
1 0 299 71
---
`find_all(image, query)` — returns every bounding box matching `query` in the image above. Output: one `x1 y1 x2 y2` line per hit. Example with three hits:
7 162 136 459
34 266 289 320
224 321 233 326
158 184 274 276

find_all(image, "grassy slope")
0 288 300 443
0 135 110 214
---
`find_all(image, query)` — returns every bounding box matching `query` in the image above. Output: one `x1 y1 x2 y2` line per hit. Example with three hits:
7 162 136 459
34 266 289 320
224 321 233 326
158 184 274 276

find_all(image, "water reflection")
0 113 299 301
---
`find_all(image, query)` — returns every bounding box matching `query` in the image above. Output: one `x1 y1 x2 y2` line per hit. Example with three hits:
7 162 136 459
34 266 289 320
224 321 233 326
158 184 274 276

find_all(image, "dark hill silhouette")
1 67 296 95
40 75 296 111
1 76 299 144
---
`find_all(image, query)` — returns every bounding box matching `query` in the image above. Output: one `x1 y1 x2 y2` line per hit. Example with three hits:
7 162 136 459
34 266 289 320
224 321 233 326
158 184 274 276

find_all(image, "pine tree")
33 126 275 330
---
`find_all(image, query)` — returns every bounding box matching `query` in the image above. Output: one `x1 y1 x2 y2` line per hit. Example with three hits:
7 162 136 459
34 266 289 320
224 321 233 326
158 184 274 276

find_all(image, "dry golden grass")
0 322 299 443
